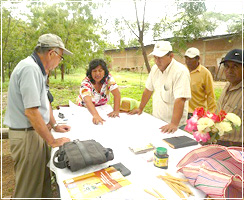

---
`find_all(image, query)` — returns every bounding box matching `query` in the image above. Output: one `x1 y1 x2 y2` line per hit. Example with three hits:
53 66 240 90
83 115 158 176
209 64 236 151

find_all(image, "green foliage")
214 88 222 101
1 2 109 82
153 1 218 51
127 38 140 47
204 12 242 35
227 16 243 35
49 72 84 109
2 7 36 80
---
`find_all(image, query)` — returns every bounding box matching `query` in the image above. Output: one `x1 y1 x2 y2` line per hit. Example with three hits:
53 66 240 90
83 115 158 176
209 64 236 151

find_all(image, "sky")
96 0 243 45
2 0 243 45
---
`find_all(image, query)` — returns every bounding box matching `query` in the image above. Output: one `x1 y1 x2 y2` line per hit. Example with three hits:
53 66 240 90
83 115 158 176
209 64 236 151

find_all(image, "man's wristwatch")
52 123 58 129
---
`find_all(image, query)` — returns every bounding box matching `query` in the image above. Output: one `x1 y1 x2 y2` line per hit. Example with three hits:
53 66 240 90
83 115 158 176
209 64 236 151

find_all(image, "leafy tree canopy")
1 1 109 81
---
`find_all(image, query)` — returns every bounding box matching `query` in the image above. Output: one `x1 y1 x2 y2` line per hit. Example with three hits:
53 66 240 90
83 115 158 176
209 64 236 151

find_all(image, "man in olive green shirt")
185 47 216 119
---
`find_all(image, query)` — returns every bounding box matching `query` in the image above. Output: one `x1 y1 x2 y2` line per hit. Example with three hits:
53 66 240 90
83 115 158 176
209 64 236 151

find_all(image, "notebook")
163 136 198 149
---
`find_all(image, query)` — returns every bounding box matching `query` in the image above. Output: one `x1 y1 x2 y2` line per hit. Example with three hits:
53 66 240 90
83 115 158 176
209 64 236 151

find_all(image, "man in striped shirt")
216 49 243 147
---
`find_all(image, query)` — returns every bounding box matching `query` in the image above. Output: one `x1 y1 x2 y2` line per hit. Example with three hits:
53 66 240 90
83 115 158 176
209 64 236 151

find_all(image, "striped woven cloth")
177 144 243 199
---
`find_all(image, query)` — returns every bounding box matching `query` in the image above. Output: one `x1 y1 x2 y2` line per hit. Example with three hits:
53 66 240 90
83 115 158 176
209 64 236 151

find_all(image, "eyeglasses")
54 51 64 61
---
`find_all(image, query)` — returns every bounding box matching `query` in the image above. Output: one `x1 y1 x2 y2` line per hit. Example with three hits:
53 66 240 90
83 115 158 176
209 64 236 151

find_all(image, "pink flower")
187 107 241 144
193 131 211 142
185 115 198 133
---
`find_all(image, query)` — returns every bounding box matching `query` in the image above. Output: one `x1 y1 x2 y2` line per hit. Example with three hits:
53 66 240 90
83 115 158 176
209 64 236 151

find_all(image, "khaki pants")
9 129 52 199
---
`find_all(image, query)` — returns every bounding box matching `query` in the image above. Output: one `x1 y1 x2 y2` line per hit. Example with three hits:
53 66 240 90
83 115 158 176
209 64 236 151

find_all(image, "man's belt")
217 140 242 147
9 127 34 131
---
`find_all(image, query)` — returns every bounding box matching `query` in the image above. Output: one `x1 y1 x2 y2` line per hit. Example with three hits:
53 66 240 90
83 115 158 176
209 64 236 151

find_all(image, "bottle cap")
156 147 167 155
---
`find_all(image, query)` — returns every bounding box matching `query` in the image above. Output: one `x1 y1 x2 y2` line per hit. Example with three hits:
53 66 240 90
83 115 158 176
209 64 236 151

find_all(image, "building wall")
104 35 242 80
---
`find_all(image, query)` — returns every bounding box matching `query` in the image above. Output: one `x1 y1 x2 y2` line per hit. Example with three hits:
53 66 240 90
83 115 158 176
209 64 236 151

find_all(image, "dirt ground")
1 139 15 198
1 139 59 198
0 81 226 198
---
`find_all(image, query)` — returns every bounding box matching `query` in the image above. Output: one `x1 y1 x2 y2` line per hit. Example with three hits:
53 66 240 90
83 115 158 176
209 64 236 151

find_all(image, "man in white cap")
130 41 191 133
4 33 72 198
184 47 216 119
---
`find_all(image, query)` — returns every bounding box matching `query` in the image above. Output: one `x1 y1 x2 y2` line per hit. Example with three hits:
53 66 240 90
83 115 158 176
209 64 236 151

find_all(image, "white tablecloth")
50 101 205 199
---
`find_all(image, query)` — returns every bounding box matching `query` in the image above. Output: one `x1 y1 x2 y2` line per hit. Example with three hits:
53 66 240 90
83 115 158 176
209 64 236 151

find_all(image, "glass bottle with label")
154 147 169 169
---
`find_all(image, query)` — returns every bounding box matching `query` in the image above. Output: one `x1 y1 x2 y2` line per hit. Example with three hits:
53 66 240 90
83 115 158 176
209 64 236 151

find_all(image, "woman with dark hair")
77 59 121 125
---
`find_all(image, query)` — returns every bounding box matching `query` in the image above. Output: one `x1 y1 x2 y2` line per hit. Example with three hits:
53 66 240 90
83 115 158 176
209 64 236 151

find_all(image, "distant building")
104 34 241 80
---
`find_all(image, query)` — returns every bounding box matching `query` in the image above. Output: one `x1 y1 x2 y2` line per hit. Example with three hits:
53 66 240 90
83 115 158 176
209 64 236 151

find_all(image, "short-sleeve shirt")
188 64 216 113
146 59 191 126
4 56 50 128
77 74 118 107
217 81 243 143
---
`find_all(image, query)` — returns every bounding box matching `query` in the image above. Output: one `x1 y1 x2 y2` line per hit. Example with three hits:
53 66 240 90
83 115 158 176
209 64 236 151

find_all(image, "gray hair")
34 46 61 54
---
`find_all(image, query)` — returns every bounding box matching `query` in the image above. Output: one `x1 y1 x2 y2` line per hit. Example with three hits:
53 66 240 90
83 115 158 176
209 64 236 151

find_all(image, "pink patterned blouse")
77 74 118 107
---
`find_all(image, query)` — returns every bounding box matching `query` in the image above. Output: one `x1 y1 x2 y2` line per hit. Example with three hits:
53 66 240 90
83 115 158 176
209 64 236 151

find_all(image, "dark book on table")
162 136 198 149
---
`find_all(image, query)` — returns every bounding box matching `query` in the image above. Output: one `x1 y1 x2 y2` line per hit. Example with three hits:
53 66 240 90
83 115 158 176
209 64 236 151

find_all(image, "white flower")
197 117 215 132
215 122 232 136
225 113 241 127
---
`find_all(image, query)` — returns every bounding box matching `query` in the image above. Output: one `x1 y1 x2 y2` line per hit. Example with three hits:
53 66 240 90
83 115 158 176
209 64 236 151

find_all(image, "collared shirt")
217 81 243 143
77 74 118 107
4 56 50 128
187 64 216 113
146 59 191 126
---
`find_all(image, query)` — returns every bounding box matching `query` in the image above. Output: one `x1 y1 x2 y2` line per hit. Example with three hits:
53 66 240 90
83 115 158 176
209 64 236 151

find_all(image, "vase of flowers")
185 107 241 144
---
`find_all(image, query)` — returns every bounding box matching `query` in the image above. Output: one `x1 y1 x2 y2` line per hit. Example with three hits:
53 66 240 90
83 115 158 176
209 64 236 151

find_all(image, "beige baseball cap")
149 41 172 57
36 33 73 55
185 47 200 58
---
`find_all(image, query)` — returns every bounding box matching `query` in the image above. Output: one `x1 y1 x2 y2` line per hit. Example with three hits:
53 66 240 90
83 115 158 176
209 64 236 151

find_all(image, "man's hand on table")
160 123 178 133
54 124 71 132
49 137 70 148
107 110 120 118
128 108 143 115
93 114 105 125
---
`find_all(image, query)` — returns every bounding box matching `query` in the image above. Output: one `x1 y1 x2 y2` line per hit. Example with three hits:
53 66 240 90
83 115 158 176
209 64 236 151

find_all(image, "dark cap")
220 49 243 64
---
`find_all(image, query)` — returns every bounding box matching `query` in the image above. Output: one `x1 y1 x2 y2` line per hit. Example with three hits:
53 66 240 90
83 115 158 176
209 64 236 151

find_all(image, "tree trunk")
140 42 150 73
61 64 64 81
54 68 57 79
2 64 5 83
8 62 11 78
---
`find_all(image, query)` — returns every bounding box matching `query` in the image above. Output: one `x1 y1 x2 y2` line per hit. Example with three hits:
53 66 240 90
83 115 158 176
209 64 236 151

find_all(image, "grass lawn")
2 70 224 119
48 70 223 115
48 70 153 114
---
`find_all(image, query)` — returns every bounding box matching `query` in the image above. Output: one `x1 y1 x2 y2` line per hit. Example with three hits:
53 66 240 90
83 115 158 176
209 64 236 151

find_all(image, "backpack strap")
53 149 67 169
74 140 93 166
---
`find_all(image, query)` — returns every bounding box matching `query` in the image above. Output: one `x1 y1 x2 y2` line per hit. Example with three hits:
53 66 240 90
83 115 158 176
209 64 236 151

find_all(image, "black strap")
31 52 46 76
74 140 93 166
47 90 54 103
31 52 54 103
53 149 67 169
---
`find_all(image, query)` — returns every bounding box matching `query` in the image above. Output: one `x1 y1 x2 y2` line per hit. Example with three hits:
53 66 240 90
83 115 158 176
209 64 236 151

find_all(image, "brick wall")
104 34 242 80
